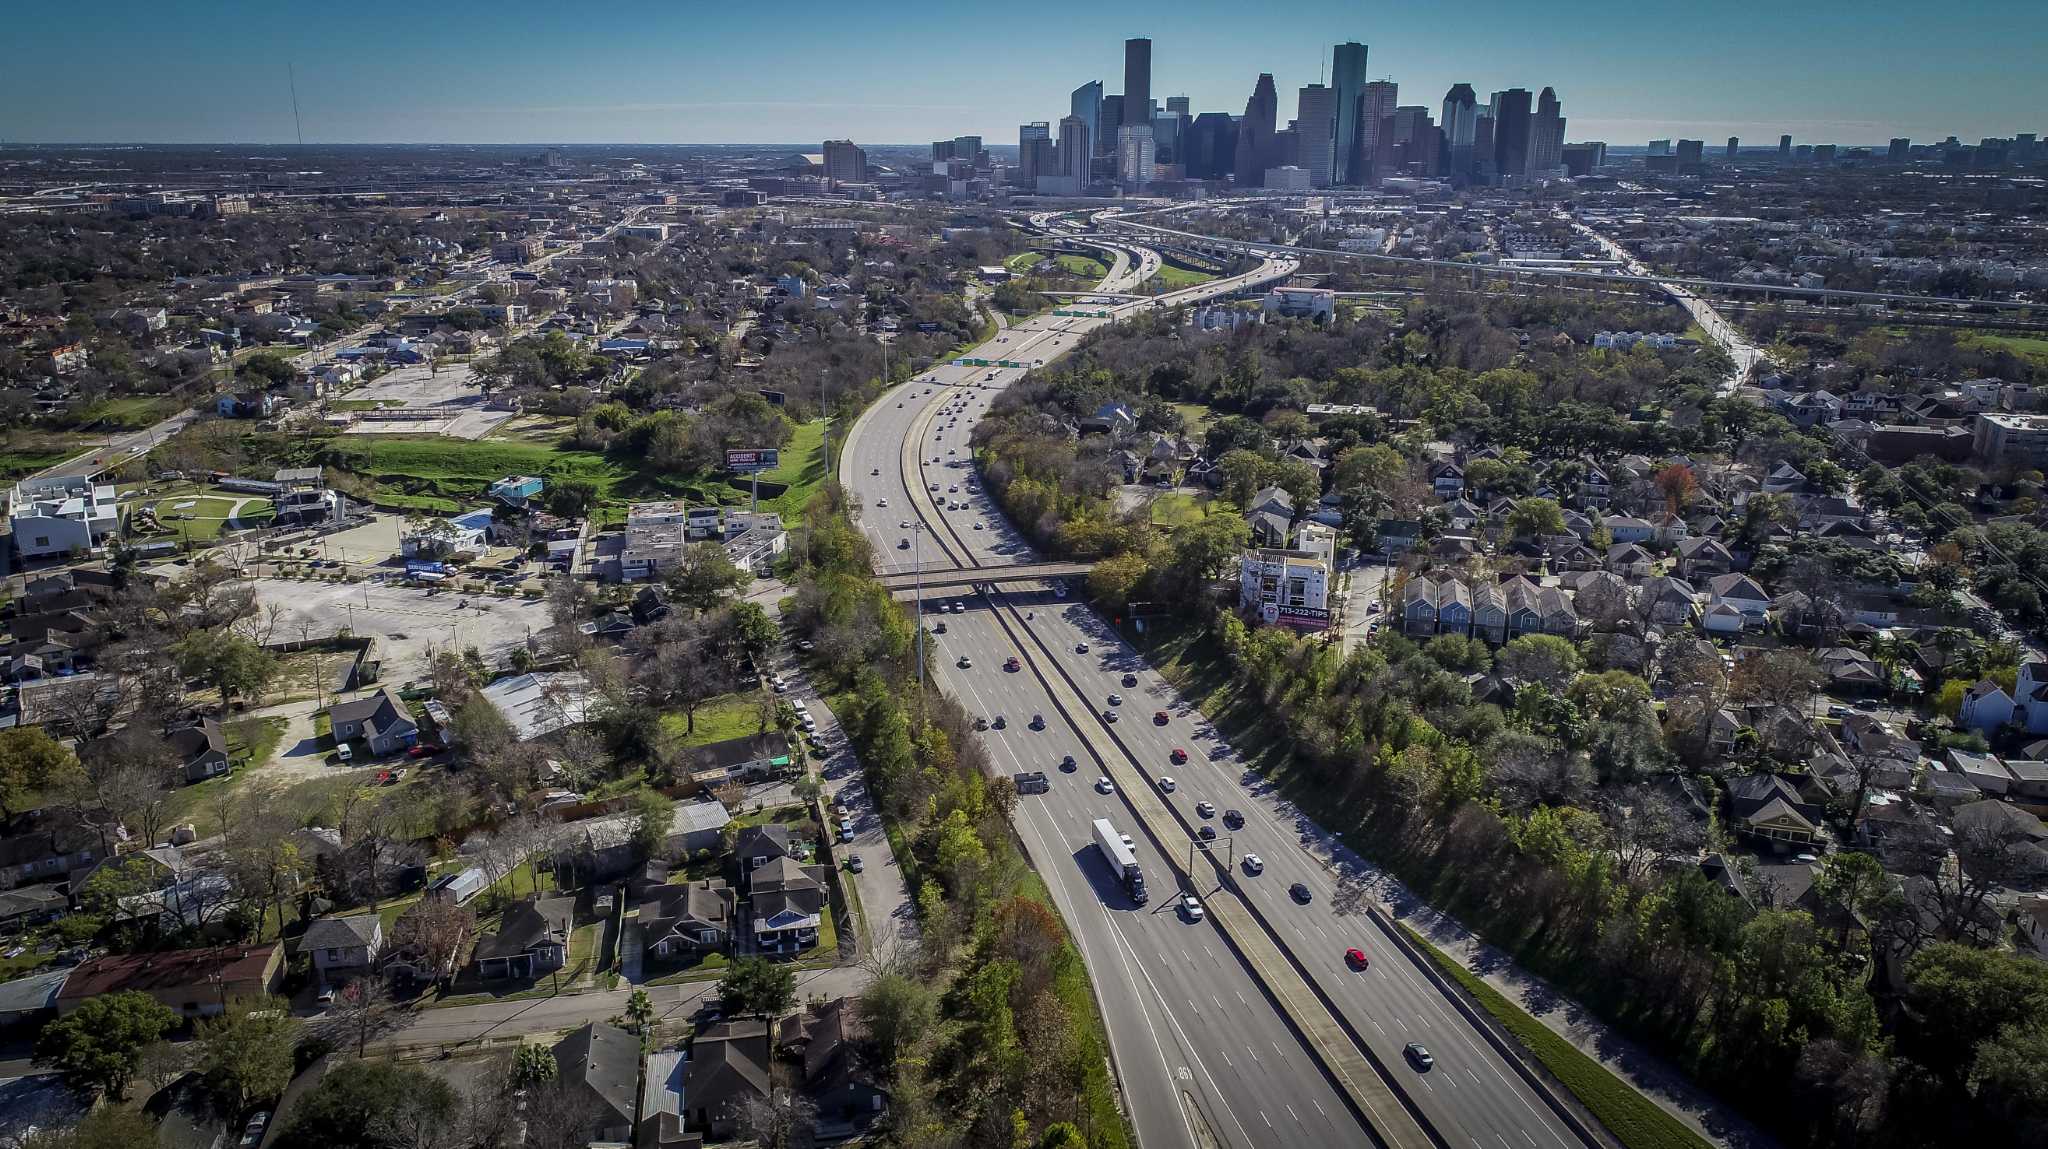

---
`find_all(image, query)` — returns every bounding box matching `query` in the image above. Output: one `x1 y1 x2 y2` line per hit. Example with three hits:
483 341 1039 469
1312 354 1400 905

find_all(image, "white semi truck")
1091 817 1148 904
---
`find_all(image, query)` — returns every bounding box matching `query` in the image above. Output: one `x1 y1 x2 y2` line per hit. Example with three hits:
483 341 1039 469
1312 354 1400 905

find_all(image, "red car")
1153 710 1169 725
1169 747 1188 764
1004 656 1022 672
1345 947 1370 970
406 743 443 759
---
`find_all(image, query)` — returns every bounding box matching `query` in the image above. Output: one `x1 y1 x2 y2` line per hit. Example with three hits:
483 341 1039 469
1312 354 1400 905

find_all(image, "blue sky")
3 0 2041 146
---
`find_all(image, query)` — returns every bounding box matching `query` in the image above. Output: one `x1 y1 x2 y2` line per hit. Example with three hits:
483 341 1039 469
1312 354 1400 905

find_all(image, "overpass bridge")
877 560 1091 594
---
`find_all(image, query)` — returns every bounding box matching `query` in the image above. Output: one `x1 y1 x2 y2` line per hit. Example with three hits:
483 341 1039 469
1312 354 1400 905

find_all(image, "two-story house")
301 914 384 984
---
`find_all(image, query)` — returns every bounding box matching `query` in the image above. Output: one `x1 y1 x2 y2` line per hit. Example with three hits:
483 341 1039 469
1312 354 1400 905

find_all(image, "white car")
1242 854 1264 875
876 498 888 508
1180 895 1205 922
1095 777 1114 794
1159 777 1176 793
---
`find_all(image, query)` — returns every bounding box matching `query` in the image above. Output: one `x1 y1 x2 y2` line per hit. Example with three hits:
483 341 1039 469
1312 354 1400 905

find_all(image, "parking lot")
241 576 552 686
338 363 515 439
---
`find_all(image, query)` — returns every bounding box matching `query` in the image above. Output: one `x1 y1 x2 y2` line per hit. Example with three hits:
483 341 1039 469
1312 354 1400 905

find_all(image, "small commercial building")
1238 548 1331 630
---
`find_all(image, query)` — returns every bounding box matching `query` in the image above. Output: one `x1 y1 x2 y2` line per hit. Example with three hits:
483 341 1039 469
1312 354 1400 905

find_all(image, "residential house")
1401 577 1439 636
1818 647 1885 694
0 810 101 889
681 1019 773 1139
56 943 283 1018
0 885 69 934
301 914 384 983
1435 579 1473 636
639 879 736 957
326 688 419 756
748 856 828 953
1430 462 1465 499
1959 679 2017 736
778 998 890 1137
1607 543 1655 577
473 895 575 980
2015 661 2048 734
1947 750 2015 798
167 718 231 783
1675 536 1734 579
733 824 796 873
216 392 280 419
1377 519 1423 555
1640 576 1700 628
552 1023 640 1144
1707 573 1774 629
2006 759 2048 805
1726 774 1824 851
1602 515 1656 544
683 734 795 789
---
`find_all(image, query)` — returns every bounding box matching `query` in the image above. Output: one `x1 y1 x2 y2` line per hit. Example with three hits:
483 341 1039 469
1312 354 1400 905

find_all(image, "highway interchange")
840 222 1593 1149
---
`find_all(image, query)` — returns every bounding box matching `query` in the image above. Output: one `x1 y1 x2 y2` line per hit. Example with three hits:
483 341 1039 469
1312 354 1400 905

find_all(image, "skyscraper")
1186 112 1237 180
1058 115 1092 182
1675 138 1704 171
1726 136 1740 158
954 136 983 166
1888 137 1910 160
1071 82 1103 164
1360 80 1398 180
822 140 866 185
1491 88 1532 181
1330 41 1369 184
1166 95 1190 116
1118 124 1156 189
1018 123 1051 182
1296 83 1338 187
1779 134 1793 159
1152 110 1186 165
1234 73 1279 185
1530 87 1565 173
1441 84 1478 181
1123 38 1152 129
1101 95 1125 155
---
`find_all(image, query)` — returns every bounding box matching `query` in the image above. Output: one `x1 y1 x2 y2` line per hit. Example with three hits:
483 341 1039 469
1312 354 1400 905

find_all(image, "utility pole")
914 523 925 719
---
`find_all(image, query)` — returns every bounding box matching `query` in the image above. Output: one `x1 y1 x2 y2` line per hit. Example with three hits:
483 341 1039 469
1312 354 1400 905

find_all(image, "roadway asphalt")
843 236 1594 1149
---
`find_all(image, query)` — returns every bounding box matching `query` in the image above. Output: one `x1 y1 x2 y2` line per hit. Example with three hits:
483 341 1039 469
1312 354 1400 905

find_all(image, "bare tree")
733 1087 819 1149
521 1078 609 1149
1601 785 1702 883
390 898 474 989
66 727 178 851
319 977 413 1057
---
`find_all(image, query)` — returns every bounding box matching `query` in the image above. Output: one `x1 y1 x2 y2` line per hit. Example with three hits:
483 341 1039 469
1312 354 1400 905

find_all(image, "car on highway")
1060 754 1077 772
957 655 972 668
1346 947 1370 970
1158 777 1176 793
1223 809 1244 829
1198 825 1217 841
1003 656 1021 672
876 497 888 507
1107 693 1122 706
1196 800 1215 818
898 520 910 529
992 715 1007 729
950 601 965 614
1169 747 1187 764
1290 882 1313 903
973 716 988 730
1180 895 1205 922
1074 641 1089 653
1241 853 1263 875
973 521 984 530
1121 673 1138 687
932 620 946 633
1095 777 1114 794
1404 1042 1435 1071
1029 714 1044 730
1153 710 1169 725
870 467 880 475
1102 709 1119 723
898 539 910 549
948 484 958 492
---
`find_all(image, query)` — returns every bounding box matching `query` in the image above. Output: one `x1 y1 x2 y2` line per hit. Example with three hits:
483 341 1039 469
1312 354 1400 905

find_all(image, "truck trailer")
1091 817 1148 903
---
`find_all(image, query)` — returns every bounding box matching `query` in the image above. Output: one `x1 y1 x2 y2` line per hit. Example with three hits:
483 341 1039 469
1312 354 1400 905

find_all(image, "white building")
1263 287 1336 322
8 475 122 559
1238 548 1331 630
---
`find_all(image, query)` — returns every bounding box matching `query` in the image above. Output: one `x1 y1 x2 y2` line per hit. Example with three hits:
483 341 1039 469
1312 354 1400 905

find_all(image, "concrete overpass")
877 560 1091 593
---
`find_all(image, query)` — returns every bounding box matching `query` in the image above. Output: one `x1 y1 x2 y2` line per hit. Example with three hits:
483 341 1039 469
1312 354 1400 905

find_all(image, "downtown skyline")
2 0 2044 147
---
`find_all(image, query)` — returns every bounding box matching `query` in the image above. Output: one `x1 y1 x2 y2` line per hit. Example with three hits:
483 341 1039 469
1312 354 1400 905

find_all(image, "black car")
992 715 1007 729
1404 1042 1435 1071
1029 714 1045 730
1290 882 1313 904
1222 809 1244 830
1059 754 1078 772
1199 825 1217 841
1121 673 1139 687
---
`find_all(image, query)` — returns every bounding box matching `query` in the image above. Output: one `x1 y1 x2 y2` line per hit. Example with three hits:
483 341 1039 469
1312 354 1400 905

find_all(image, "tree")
390 898 473 987
196 1003 300 1114
19 1107 162 1149
1164 514 1250 601
719 956 798 1017
858 967 938 1068
666 542 751 609
513 1042 560 1088
1505 496 1566 540
729 600 781 661
1496 633 1582 691
320 976 411 1058
1087 551 1150 613
1653 463 1698 513
0 726 79 820
622 988 655 1035
1216 448 1268 508
274 1059 457 1149
33 990 177 1100
171 627 277 707
733 1086 818 1149
630 788 673 861
1036 1123 1089 1149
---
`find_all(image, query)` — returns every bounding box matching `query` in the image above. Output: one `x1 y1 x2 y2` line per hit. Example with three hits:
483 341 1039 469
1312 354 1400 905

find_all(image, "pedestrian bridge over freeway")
877 561 1091 593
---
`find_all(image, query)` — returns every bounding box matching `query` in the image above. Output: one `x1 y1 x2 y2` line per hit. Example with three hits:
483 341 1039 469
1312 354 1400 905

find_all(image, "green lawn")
227 715 289 770
77 395 181 429
660 691 773 748
1147 492 1215 528
1004 251 1045 272
758 419 830 526
1056 253 1110 279
1151 262 1216 289
1170 402 1217 433
1401 925 1716 1149
1958 330 2048 365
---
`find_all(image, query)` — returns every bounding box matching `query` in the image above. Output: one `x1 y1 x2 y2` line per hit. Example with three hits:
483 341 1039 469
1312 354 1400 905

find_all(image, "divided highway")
843 237 1602 1149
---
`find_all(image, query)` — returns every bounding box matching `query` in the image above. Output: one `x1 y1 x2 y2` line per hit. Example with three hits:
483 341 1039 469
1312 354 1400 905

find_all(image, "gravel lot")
241 576 552 685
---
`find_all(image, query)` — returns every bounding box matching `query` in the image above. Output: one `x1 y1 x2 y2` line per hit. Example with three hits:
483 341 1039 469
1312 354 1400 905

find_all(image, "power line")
287 61 304 146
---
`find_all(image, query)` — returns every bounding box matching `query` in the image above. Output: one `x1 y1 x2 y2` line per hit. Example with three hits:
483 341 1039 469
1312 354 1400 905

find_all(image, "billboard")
405 560 447 575
725 449 780 474
1261 602 1332 630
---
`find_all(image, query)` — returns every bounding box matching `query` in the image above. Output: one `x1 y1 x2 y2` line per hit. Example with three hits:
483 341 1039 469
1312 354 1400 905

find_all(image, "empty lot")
241 576 552 685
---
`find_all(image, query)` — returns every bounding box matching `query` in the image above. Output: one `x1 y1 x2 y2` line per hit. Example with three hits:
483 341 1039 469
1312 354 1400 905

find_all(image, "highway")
846 254 1379 1149
843 232 1597 1149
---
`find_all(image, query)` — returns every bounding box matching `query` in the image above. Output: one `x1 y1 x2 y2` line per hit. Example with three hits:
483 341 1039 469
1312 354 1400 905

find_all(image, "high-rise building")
1058 115 1093 182
1124 38 1152 129
1441 83 1478 181
1675 138 1704 170
1648 139 1672 156
1330 41 1369 184
1186 112 1238 180
1726 136 1740 158
1296 83 1339 187
1101 95 1125 154
822 139 867 185
1166 95 1190 116
1018 123 1052 182
1361 80 1399 180
1560 142 1605 176
1118 124 1156 188
1152 110 1186 165
1888 137 1911 160
1779 134 1793 158
1071 82 1103 163
1234 74 1279 185
954 136 983 166
1386 106 1439 175
1530 87 1565 173
1813 144 1837 162
1491 88 1532 181
931 139 956 164
1473 112 1495 181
